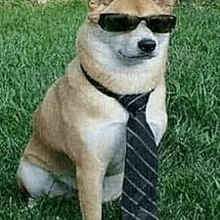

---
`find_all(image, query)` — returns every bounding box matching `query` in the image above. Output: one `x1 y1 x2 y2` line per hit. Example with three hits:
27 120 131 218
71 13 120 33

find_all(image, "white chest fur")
79 99 129 176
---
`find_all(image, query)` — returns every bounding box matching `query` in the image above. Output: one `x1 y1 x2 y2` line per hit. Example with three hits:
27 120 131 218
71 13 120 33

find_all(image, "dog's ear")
88 0 114 10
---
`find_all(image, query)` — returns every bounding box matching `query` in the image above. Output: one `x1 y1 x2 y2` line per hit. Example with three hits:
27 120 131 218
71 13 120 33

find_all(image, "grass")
193 0 220 9
158 3 220 220
0 1 219 219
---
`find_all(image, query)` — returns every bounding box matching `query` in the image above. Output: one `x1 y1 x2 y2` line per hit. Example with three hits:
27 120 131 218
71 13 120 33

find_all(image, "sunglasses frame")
98 13 176 33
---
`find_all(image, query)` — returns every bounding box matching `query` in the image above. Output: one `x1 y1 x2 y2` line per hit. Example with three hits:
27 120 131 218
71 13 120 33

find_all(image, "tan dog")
16 0 176 219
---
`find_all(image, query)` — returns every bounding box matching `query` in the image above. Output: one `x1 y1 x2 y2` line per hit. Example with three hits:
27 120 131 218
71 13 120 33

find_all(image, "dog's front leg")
76 154 105 220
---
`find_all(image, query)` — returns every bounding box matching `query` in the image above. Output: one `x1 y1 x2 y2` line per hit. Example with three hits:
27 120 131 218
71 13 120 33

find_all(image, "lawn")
0 0 220 219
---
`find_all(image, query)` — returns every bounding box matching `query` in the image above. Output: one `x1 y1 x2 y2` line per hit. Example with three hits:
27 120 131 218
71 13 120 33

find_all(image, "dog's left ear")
88 0 114 10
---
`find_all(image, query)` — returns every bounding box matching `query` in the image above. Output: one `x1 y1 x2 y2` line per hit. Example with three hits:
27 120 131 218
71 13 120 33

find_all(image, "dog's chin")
117 50 155 61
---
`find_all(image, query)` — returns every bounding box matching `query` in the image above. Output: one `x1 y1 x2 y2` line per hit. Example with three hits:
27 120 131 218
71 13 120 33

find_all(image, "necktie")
80 65 158 220
118 93 158 220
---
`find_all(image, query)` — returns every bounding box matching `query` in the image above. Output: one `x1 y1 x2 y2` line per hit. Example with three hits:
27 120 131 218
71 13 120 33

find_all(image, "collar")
80 65 154 113
80 65 121 99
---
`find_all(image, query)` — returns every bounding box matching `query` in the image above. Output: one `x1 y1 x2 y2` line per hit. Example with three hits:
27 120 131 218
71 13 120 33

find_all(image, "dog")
16 0 176 219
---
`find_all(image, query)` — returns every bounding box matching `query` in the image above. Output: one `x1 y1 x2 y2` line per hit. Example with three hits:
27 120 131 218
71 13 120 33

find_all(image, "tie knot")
117 92 152 114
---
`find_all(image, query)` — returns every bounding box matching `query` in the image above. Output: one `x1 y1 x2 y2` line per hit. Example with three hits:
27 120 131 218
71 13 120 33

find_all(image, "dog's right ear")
88 0 114 11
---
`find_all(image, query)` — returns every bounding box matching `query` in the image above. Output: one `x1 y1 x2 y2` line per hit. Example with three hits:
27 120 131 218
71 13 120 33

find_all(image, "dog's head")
76 0 176 93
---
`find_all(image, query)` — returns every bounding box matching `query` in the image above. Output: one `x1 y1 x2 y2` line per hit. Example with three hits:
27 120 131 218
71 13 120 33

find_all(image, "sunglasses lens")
147 15 176 33
98 14 176 33
99 14 138 32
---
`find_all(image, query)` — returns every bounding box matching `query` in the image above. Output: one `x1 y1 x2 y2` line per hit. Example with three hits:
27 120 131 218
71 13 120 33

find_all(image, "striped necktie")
118 93 158 220
80 65 158 220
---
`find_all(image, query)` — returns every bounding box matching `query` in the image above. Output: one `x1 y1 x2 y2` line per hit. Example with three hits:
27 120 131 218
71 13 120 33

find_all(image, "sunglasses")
98 13 176 33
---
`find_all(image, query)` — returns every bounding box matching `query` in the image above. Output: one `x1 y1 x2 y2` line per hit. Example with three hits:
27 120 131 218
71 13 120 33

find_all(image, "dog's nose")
138 38 156 53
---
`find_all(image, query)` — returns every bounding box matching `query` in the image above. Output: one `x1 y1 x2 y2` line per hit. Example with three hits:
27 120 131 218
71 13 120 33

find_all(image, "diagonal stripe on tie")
125 158 156 188
127 127 157 160
117 91 158 220
127 144 157 176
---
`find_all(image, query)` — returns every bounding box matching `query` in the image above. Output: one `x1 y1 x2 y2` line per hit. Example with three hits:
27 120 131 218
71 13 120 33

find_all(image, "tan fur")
17 1 175 219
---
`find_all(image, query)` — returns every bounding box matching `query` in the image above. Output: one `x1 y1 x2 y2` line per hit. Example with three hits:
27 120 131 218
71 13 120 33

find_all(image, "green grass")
0 1 220 219
158 3 220 220
193 0 220 9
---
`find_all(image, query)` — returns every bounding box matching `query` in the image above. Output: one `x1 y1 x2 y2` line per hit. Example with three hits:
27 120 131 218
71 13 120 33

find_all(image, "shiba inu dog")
16 0 176 219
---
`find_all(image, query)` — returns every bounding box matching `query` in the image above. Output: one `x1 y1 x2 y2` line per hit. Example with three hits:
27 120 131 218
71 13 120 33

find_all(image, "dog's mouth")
117 50 155 60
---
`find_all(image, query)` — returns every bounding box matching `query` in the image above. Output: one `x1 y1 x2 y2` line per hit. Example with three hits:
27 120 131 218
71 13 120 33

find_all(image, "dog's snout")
138 38 156 53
